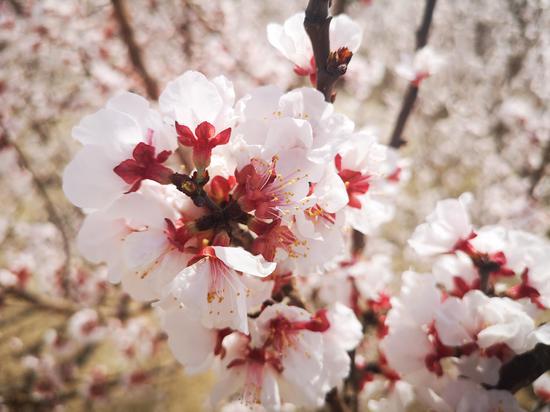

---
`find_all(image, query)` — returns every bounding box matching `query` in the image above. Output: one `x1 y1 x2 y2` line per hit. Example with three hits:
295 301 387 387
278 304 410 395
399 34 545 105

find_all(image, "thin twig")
388 0 437 148
111 0 160 100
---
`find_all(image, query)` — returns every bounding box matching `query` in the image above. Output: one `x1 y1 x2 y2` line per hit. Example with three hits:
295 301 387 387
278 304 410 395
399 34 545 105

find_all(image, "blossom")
381 271 443 382
395 46 445 86
267 12 362 84
63 92 176 209
76 182 193 301
159 70 235 136
163 245 275 334
408 193 473 256
234 85 353 167
210 303 361 410
68 308 104 344
335 131 396 234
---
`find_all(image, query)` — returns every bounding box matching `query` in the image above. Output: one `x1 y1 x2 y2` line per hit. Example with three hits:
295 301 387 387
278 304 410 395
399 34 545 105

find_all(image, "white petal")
330 14 363 53
160 307 216 374
72 108 142 156
63 146 127 209
212 246 276 277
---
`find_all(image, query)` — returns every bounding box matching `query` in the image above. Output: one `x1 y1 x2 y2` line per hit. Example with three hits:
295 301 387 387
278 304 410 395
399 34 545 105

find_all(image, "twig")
388 0 437 148
111 0 160 100
304 0 353 103
497 343 550 393
2 129 72 294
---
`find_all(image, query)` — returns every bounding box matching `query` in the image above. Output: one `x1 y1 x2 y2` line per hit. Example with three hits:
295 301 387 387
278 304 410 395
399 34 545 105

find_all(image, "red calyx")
507 269 544 308
176 121 231 170
293 56 317 86
164 218 192 253
113 142 173 193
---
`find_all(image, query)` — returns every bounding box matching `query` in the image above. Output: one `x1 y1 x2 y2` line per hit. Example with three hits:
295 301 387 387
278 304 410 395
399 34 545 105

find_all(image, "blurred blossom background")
0 0 549 410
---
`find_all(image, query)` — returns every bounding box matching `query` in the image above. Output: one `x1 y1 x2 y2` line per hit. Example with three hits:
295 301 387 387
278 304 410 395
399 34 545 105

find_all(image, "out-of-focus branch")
7 0 25 16
304 0 353 103
1 361 179 409
3 287 76 315
388 0 437 148
1 128 71 294
111 0 160 100
528 140 550 197
496 343 550 393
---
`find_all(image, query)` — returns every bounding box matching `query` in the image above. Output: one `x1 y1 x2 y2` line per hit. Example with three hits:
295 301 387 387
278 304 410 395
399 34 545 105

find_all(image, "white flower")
367 380 415 412
432 252 478 295
267 13 362 77
68 308 104 344
317 256 393 306
395 46 445 85
211 303 360 411
381 272 442 381
77 182 192 301
164 246 275 334
408 194 473 256
63 92 176 209
159 70 235 134
335 131 395 234
437 378 523 412
234 86 354 167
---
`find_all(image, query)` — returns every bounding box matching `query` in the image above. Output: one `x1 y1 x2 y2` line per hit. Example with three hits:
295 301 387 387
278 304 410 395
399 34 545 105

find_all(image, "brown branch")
111 0 160 100
388 0 437 148
4 287 77 315
2 129 72 294
304 0 353 103
496 343 550 393
7 0 25 16
528 140 550 197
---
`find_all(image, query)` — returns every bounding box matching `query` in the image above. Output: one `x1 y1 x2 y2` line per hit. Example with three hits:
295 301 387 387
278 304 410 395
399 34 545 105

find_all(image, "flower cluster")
63 54 401 407
377 195 550 411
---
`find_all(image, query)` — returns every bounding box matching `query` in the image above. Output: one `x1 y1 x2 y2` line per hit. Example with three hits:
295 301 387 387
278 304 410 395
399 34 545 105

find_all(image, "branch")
7 0 25 16
496 343 550 393
2 129 72 294
4 287 77 315
388 0 437 148
111 0 160 100
304 0 353 103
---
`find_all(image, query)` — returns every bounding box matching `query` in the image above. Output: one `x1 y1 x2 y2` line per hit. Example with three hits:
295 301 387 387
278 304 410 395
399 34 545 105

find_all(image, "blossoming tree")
2 0 550 411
